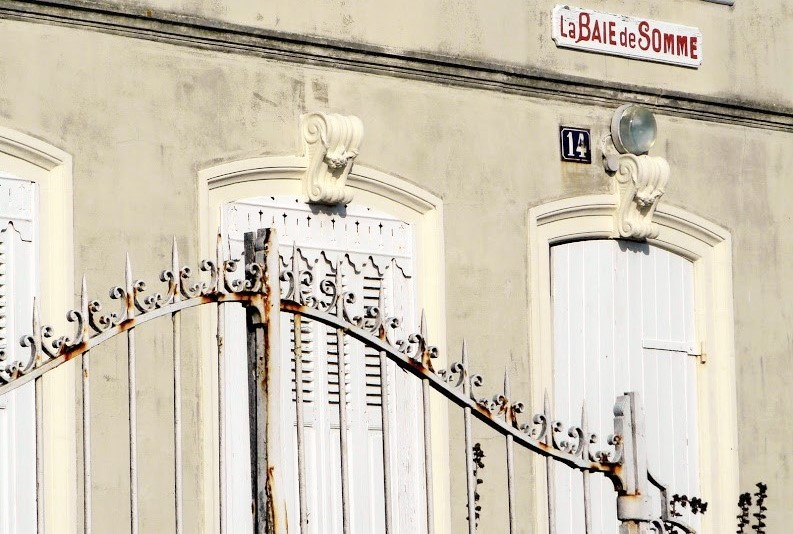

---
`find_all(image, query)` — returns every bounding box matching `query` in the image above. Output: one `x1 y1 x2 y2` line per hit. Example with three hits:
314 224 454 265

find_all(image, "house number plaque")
559 126 592 164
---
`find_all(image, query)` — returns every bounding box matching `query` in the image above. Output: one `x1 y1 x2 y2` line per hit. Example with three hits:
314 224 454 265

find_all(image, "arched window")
528 195 737 533
222 196 423 532
199 156 449 532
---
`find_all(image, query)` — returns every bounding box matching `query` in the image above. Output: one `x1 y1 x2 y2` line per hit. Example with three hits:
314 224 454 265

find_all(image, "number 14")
565 131 588 159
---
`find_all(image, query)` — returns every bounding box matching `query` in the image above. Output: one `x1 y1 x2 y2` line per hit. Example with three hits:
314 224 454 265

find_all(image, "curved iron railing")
0 229 697 534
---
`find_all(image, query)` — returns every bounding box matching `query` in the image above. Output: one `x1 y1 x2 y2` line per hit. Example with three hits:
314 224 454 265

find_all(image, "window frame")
198 156 449 532
528 194 737 534
0 127 75 532
220 194 425 532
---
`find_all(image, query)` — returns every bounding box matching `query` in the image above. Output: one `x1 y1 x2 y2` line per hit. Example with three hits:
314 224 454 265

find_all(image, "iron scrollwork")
5 239 621 474
1 236 268 387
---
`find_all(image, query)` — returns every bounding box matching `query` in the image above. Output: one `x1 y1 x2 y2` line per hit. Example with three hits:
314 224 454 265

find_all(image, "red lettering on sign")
577 12 591 42
676 34 688 56
553 7 701 66
591 20 602 42
638 21 650 50
663 33 675 54
651 28 662 52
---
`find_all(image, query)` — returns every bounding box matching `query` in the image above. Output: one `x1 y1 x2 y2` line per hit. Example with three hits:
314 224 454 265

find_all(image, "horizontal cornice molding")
3 0 793 133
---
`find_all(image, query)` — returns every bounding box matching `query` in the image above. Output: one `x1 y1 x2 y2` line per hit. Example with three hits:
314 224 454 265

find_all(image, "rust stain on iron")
266 466 277 533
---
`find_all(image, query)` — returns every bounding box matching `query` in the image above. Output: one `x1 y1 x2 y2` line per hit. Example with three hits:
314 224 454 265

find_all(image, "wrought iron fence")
0 228 698 533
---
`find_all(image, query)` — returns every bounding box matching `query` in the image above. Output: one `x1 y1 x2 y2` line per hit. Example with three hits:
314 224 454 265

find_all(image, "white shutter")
222 196 424 533
551 239 700 532
0 175 38 534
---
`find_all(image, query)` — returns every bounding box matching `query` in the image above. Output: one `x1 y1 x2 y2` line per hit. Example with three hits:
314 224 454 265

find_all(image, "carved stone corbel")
301 112 364 205
603 140 670 240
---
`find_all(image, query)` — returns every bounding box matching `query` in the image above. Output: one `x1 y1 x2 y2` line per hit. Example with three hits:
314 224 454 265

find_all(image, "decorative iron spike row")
504 373 525 430
279 246 375 328
416 311 437 371
434 343 624 467
278 247 437 365
277 245 439 381
1 236 270 386
543 399 620 464
4 237 621 472
389 310 438 369
280 245 317 307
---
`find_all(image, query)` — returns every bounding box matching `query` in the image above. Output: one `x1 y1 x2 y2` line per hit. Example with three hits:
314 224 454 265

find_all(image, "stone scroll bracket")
602 136 670 241
301 112 364 206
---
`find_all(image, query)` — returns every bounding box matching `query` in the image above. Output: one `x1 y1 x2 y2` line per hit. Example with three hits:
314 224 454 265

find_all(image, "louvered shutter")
222 196 425 533
551 239 700 532
0 174 37 534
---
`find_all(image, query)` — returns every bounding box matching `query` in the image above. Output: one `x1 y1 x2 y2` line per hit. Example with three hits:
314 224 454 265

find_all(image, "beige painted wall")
87 0 793 109
0 13 791 532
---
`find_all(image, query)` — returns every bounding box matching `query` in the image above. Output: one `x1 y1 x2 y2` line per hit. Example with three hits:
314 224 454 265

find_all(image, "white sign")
552 5 702 68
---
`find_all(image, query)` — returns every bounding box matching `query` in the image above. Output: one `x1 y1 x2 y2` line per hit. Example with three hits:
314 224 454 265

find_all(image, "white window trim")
528 194 737 534
0 126 76 533
198 156 449 533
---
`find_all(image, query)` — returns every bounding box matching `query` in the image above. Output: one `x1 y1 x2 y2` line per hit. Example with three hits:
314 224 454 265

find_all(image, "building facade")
0 0 791 532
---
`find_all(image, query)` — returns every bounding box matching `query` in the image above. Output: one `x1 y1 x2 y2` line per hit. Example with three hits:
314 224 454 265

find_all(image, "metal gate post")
613 392 655 534
245 228 283 533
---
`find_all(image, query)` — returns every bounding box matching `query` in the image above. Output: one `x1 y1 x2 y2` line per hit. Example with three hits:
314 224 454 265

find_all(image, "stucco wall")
0 12 791 532
54 0 793 110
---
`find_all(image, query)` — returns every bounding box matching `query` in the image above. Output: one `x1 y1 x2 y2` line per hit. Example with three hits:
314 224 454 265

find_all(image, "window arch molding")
197 155 449 532
0 126 76 532
528 194 737 534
